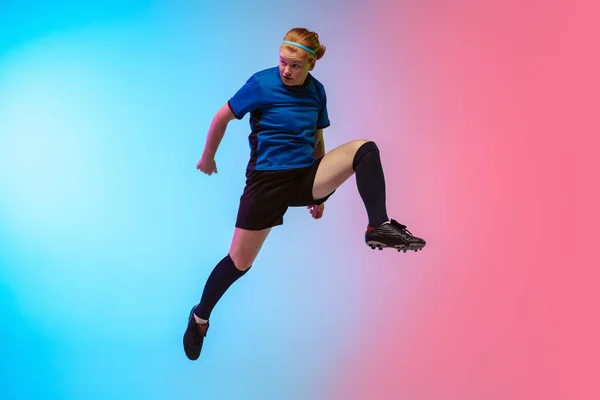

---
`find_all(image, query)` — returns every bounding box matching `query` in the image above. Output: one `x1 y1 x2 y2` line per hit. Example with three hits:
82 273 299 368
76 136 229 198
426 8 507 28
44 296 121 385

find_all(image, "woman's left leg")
312 139 426 252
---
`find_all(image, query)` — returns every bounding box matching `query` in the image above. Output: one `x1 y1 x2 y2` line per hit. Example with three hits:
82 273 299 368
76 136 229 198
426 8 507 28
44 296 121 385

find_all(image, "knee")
352 139 378 154
353 139 371 149
229 251 253 271
352 140 379 170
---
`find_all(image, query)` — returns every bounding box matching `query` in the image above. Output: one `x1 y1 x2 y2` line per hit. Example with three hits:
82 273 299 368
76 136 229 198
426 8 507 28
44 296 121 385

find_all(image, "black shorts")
235 156 335 230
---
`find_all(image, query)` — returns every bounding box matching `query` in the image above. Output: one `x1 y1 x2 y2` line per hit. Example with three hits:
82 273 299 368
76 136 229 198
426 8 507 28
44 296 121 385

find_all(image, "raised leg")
312 139 368 199
312 139 426 252
313 139 389 227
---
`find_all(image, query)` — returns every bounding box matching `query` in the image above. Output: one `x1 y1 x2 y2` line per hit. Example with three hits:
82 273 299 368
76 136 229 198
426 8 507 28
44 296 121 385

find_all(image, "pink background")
331 1 599 399
1 1 597 399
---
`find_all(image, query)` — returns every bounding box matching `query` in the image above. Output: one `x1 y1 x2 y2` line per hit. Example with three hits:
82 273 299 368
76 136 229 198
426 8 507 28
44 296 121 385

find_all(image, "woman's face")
279 49 314 86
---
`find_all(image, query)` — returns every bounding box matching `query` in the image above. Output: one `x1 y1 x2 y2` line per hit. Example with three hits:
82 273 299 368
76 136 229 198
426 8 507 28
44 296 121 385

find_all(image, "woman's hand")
196 157 218 175
307 203 324 219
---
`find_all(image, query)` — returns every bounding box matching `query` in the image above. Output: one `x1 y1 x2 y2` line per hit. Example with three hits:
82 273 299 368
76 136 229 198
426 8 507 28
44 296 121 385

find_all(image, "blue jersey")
227 66 330 171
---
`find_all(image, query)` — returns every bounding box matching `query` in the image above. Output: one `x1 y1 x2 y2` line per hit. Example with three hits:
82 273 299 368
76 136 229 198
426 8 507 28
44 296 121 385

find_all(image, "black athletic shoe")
365 219 426 252
183 306 209 361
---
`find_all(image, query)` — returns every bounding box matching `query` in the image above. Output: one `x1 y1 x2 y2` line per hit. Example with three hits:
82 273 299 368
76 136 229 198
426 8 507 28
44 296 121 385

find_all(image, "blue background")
3 1 591 400
1 2 380 399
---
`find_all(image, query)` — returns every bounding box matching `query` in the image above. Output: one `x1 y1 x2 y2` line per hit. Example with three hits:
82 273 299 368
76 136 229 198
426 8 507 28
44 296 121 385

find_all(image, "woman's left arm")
312 129 325 159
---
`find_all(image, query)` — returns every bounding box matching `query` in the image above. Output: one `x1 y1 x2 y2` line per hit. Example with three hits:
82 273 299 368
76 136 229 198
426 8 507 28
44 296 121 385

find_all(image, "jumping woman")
183 27 426 361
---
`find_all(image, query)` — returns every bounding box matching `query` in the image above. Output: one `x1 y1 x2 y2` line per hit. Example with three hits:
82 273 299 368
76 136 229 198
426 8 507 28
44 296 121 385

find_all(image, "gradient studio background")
0 1 597 399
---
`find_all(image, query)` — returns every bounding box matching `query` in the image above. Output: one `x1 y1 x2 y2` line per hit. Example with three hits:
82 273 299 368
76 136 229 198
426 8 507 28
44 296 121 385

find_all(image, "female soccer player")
183 28 426 361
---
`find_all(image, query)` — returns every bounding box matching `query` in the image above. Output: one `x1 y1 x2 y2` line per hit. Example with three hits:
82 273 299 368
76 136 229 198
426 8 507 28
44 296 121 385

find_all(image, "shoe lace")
391 220 412 236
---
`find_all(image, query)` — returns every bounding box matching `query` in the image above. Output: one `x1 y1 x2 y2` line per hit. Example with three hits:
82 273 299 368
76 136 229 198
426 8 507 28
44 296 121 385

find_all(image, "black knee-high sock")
194 254 249 321
353 141 390 227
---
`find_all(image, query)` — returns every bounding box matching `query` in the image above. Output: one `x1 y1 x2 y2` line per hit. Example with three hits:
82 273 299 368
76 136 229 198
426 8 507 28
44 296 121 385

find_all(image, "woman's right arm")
201 103 237 160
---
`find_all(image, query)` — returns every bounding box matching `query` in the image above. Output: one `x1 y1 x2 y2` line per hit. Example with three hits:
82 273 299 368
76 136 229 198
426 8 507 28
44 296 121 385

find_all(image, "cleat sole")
367 240 425 253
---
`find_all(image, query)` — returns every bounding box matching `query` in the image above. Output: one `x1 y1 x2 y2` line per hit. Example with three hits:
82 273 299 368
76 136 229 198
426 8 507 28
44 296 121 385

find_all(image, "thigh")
229 227 271 270
312 139 369 200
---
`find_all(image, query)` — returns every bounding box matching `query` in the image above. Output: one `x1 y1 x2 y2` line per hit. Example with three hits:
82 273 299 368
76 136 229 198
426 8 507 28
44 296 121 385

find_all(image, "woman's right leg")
183 227 271 361
194 227 271 323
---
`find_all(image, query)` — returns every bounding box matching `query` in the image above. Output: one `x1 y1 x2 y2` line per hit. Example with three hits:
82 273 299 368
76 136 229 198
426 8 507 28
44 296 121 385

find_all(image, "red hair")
281 28 326 61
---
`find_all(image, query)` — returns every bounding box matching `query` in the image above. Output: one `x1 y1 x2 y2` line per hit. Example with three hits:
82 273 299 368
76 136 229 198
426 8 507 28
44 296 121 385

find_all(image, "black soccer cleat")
183 306 209 361
365 219 426 252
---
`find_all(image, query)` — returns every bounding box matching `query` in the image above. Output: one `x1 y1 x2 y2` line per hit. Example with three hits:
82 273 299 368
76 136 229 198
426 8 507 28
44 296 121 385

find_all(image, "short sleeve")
227 75 263 120
317 90 330 129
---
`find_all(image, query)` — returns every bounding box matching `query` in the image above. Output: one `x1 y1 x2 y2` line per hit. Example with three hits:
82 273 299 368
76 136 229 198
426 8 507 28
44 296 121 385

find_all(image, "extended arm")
197 104 236 175
202 103 236 159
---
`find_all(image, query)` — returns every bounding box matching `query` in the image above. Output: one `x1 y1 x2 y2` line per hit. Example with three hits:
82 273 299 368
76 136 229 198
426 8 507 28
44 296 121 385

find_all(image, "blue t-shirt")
227 66 330 171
